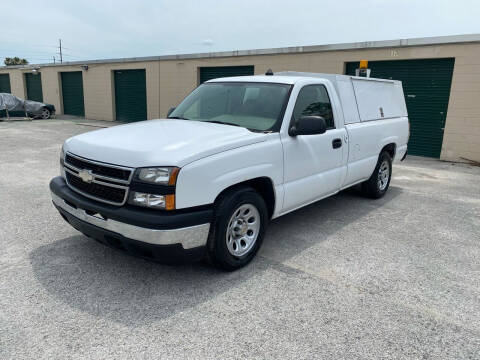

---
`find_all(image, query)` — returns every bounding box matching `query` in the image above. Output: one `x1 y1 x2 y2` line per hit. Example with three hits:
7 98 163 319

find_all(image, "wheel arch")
213 177 276 219
380 142 396 160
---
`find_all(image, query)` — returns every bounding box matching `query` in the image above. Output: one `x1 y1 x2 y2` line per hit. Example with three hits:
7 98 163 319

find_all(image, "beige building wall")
40 67 63 111
1 39 479 162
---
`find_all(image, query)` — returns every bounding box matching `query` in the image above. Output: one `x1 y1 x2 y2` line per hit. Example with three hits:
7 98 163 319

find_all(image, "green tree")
4 57 29 66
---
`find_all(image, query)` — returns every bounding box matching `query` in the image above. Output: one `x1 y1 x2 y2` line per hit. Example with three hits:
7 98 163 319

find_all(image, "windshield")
169 82 291 131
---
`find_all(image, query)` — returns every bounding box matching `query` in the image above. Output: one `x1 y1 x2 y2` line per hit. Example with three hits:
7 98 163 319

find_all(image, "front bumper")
50 176 212 263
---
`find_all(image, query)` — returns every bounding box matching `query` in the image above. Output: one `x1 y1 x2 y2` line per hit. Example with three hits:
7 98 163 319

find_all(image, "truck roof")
207 71 401 85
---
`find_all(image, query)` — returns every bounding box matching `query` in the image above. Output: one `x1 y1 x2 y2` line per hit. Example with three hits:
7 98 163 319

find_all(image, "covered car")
0 93 55 119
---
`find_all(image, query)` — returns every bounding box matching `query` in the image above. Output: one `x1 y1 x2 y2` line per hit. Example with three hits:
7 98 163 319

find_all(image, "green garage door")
199 65 254 84
25 73 43 102
0 74 11 93
114 69 147 122
346 59 455 158
61 72 85 116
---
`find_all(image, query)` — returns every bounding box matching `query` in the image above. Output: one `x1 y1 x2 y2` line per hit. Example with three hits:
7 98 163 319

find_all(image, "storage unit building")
1 34 479 162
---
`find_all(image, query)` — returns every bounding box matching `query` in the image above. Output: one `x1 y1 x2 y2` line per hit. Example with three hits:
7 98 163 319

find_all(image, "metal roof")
1 33 479 70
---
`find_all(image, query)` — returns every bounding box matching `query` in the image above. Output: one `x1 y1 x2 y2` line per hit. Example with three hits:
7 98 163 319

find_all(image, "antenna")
265 68 274 76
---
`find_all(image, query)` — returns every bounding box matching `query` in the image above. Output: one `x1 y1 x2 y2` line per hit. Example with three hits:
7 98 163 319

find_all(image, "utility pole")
53 56 56 64
59 39 63 63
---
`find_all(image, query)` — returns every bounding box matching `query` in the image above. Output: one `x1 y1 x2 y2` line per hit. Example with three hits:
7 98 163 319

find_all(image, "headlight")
136 167 179 185
130 166 179 210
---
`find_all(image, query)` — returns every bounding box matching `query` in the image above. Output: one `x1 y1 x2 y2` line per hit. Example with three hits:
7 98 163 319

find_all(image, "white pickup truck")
50 71 409 270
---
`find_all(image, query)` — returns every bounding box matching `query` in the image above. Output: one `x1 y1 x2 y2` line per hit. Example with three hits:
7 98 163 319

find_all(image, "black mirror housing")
167 107 176 117
289 116 327 136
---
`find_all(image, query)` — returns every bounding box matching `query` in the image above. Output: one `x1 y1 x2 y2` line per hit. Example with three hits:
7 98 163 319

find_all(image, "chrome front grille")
63 152 133 206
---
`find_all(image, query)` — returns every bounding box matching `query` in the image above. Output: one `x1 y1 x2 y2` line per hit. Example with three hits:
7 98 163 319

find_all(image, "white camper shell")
275 71 408 124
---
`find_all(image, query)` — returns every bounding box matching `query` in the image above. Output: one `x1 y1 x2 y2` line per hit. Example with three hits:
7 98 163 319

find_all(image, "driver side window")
292 85 335 129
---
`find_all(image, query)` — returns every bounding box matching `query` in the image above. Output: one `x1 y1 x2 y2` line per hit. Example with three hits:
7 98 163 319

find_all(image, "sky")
1 0 479 64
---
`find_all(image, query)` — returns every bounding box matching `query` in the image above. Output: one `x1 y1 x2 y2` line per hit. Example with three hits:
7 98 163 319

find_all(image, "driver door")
281 83 346 213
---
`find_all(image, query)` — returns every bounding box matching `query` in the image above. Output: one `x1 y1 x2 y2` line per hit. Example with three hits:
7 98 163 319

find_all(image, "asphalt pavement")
1 119 479 359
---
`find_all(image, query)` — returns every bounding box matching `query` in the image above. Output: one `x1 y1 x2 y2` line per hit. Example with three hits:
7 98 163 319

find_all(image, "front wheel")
40 107 51 119
362 151 392 199
207 186 268 271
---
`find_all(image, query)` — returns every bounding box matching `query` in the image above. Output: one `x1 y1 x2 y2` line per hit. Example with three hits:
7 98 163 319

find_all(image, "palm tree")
4 57 29 66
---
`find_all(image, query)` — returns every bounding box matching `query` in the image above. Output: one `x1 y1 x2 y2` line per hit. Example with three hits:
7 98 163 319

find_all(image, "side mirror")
289 116 327 136
167 107 176 117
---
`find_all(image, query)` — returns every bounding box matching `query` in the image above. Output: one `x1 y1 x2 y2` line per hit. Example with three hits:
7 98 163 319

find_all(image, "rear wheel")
207 186 268 271
362 151 392 199
40 107 51 119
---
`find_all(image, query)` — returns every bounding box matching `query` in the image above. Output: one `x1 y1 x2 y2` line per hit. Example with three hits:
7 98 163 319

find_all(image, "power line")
1 46 94 59
0 52 55 57
61 53 84 59
0 46 59 51
22 44 59 49
0 55 52 59
1 41 92 63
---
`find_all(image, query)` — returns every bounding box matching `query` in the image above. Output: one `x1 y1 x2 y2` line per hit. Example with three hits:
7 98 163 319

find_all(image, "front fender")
175 135 283 211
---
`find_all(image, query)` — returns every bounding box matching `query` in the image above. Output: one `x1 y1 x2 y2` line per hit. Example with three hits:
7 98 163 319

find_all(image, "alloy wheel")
377 160 390 191
225 203 261 257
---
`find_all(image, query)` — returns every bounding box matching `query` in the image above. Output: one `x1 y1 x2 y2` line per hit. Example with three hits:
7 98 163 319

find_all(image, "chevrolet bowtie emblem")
78 169 94 183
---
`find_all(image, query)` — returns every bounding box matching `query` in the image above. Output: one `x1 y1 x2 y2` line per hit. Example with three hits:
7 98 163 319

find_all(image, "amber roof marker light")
356 60 371 77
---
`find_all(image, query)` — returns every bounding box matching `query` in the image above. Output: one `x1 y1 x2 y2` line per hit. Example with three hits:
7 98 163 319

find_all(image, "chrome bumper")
51 192 210 249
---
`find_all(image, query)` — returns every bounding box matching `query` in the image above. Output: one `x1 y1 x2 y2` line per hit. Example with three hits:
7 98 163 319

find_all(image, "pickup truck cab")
50 71 409 270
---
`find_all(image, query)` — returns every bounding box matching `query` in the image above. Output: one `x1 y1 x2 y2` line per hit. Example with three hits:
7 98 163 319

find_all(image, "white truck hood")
64 119 267 168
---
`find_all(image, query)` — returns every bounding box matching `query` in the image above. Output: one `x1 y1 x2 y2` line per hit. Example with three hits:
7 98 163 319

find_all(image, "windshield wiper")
202 120 241 127
168 116 190 120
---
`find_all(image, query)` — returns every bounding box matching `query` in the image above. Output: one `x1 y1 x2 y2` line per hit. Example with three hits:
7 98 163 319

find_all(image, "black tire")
207 186 268 271
362 151 392 199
